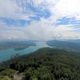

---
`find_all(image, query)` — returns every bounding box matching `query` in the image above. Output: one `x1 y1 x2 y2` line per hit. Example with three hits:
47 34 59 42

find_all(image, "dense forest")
0 47 80 80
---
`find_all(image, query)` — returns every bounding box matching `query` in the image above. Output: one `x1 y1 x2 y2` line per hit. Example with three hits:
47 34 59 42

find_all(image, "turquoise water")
0 42 49 62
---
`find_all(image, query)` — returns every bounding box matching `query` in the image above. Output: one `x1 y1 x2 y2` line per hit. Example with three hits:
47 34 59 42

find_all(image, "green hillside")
0 48 80 80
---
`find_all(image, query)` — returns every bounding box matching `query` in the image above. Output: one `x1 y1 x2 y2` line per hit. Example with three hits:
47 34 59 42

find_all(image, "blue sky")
0 0 80 40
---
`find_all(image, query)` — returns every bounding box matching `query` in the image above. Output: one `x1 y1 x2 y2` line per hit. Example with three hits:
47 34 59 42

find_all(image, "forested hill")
0 48 80 80
47 40 80 52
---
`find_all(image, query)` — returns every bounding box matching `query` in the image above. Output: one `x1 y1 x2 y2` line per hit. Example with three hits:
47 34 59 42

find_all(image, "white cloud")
0 0 80 40
1 19 80 41
0 0 18 18
0 0 58 19
54 0 80 18
0 0 34 19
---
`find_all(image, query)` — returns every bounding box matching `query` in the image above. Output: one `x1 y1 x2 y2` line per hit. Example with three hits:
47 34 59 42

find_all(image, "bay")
0 42 49 62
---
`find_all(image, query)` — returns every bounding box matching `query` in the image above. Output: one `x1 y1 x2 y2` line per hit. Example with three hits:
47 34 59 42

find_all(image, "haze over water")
0 41 49 62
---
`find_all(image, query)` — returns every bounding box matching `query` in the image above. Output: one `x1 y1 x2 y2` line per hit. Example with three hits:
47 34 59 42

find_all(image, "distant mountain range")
0 41 36 50
0 39 80 52
47 40 80 52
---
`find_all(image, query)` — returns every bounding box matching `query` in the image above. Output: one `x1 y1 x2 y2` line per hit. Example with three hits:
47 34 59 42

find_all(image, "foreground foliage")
0 48 80 80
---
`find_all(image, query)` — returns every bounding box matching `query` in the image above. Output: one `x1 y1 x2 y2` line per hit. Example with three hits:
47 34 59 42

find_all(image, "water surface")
0 42 49 62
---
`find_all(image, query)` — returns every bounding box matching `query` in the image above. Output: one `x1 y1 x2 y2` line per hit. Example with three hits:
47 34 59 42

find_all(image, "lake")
0 42 49 62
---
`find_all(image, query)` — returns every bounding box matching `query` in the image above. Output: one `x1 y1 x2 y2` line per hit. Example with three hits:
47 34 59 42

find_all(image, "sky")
0 0 80 41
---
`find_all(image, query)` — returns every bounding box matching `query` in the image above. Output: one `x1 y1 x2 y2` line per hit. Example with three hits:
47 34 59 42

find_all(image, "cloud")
0 0 18 18
54 0 80 18
56 17 80 27
1 19 80 41
26 20 80 40
0 0 53 19
0 0 80 41
0 17 31 27
0 0 52 27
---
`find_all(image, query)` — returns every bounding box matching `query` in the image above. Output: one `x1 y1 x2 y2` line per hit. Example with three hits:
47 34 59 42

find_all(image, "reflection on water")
0 42 49 62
